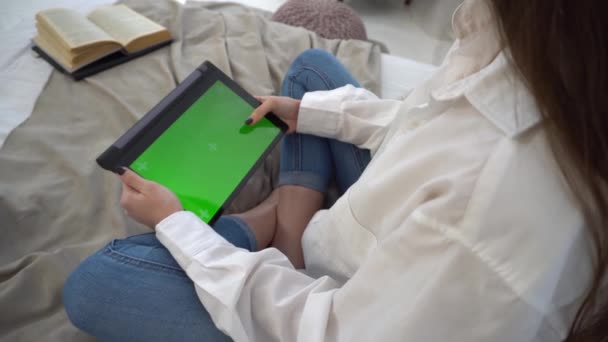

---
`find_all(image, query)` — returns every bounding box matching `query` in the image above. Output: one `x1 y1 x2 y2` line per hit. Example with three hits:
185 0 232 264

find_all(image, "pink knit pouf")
271 0 367 41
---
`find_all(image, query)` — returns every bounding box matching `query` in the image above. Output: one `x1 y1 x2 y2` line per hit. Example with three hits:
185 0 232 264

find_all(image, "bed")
0 0 437 340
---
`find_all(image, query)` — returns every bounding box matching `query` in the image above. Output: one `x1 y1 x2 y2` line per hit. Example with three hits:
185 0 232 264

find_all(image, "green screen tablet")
97 61 287 224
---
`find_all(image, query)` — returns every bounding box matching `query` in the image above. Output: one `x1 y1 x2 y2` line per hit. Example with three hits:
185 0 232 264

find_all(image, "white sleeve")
296 85 402 155
156 211 542 342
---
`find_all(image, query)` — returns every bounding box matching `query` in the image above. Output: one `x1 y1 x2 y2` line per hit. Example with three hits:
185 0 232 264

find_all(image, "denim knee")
62 242 232 342
281 48 360 98
289 49 338 74
62 251 102 333
63 235 181 333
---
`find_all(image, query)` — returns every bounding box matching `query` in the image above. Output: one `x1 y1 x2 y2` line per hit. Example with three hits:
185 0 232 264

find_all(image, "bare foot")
234 189 279 250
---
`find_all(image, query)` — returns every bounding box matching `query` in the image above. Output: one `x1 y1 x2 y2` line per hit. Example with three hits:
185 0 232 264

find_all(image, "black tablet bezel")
97 60 288 225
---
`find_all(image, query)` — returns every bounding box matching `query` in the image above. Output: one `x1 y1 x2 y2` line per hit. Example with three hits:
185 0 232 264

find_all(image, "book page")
36 8 116 52
37 23 121 61
34 34 121 72
87 5 168 51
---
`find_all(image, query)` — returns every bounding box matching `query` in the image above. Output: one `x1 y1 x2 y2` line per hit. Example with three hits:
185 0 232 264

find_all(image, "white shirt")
156 0 592 340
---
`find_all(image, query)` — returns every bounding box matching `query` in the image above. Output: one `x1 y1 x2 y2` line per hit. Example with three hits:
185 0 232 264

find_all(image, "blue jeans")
279 49 371 194
63 49 371 341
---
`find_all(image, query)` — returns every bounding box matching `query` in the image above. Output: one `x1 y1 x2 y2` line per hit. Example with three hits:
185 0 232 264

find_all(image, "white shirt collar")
428 0 542 138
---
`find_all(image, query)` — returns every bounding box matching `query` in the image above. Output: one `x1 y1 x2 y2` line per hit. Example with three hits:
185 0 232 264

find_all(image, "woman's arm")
116 166 542 341
155 210 540 342
249 86 403 156
296 85 403 155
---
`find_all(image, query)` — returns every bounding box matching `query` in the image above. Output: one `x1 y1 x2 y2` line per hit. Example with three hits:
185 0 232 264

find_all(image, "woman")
63 0 608 340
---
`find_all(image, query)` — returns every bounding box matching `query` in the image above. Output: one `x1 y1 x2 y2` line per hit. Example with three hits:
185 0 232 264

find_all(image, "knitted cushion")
271 0 367 41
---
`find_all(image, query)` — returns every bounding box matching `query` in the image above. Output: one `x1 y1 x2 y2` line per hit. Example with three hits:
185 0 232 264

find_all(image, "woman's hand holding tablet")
117 168 183 229
97 61 288 225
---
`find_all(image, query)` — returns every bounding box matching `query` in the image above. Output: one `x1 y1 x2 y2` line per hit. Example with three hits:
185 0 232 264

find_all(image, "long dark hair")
488 0 607 340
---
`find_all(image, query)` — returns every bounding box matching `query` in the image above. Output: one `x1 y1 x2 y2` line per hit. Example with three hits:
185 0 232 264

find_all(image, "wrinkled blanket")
0 0 380 340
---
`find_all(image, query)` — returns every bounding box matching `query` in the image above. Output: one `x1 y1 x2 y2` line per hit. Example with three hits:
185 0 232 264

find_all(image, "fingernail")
244 118 253 125
115 166 126 175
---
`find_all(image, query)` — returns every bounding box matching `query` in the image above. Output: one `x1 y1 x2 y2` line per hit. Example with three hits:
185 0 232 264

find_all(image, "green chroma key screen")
129 80 281 223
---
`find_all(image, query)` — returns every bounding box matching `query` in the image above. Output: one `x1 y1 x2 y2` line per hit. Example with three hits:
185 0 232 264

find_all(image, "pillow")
271 0 367 41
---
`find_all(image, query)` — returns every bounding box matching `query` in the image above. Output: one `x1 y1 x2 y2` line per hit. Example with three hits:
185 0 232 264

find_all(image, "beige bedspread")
0 0 380 340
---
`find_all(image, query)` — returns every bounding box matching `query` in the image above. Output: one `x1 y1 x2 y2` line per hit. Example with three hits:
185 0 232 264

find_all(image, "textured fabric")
0 0 381 340
155 0 591 341
272 0 367 40
0 0 114 150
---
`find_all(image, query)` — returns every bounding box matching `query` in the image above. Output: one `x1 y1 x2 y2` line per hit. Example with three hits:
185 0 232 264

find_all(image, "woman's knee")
63 249 107 333
62 236 202 340
290 49 338 71
285 49 340 81
63 234 176 330
282 49 359 97
63 246 231 342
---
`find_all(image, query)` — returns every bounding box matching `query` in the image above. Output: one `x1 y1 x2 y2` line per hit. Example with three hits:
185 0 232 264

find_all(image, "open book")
33 5 172 78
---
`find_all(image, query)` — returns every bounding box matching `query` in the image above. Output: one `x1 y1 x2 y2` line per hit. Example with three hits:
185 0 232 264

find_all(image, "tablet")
96 61 288 225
